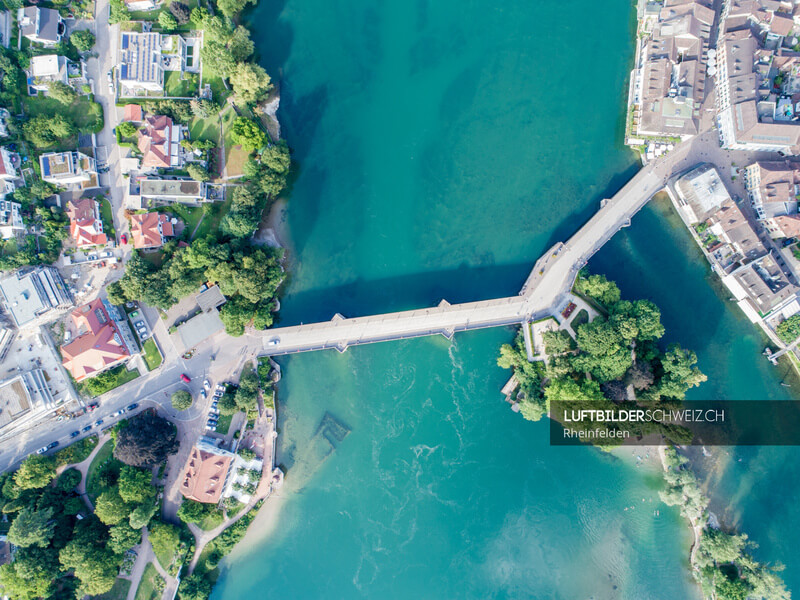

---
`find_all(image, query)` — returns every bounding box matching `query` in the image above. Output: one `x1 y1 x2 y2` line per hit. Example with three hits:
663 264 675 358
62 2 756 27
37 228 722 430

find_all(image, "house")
66 197 108 248
17 6 64 47
122 104 144 123
179 438 236 504
743 161 800 238
40 151 98 190
137 115 185 171
0 146 19 182
0 10 10 49
130 211 174 249
128 177 208 208
0 200 24 240
119 32 164 95
0 371 55 430
27 54 68 95
0 266 72 328
61 298 132 382
123 0 159 11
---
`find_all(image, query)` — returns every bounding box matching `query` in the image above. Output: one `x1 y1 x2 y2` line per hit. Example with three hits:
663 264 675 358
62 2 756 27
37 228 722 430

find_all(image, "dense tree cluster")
107 234 284 336
69 30 96 52
776 314 800 343
172 390 193 411
114 412 179 468
497 273 707 424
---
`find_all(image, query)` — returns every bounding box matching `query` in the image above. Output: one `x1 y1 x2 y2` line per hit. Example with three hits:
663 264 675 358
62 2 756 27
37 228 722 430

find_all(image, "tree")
544 377 606 404
571 318 632 383
117 121 138 138
158 10 178 31
231 116 266 152
776 314 800 343
234 370 259 413
625 360 654 390
574 273 621 308
217 0 255 18
47 81 78 105
187 164 210 182
169 1 191 24
57 467 82 491
23 114 75 148
118 465 155 504
149 521 180 562
0 547 59 600
114 412 178 468
106 280 127 305
108 523 141 554
109 0 130 24
94 489 131 525
217 392 238 415
230 62 272 105
7 506 55 548
70 29 95 52
171 390 193 411
178 574 212 600
14 455 55 489
59 538 119 596
228 26 254 62
656 345 707 400
190 99 219 119
128 499 157 529
177 499 211 524
200 40 236 78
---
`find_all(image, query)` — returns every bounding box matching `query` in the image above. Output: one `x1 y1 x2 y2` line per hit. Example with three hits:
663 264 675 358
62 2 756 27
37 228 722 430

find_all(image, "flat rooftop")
0 273 47 326
177 309 225 351
0 376 31 429
139 179 202 198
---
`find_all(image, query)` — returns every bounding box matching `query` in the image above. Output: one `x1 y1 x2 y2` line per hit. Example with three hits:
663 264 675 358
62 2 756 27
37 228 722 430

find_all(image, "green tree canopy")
114 412 178 468
178 574 212 600
217 0 255 18
117 120 138 137
7 506 55 548
14 455 56 490
655 345 707 400
231 117 266 152
70 29 95 52
94 489 131 525
574 273 621 308
47 81 78 105
107 523 141 554
118 465 155 504
0 546 59 600
171 390 193 411
158 10 178 31
230 62 272 105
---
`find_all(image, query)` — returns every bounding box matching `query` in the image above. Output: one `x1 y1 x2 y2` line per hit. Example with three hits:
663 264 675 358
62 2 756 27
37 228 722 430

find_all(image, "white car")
203 379 210 390
267 337 280 347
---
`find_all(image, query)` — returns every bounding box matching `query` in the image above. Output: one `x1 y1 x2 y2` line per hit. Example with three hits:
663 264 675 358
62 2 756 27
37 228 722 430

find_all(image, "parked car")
211 401 218 409
134 320 145 328
107 70 113 83
81 425 92 433
140 332 149 340
216 383 226 392
267 337 280 347
181 374 191 383
205 425 216 432
209 407 219 415
130 311 140 318
88 403 98 411
121 233 127 244
94 419 104 428
70 430 80 438
200 390 207 400
37 446 48 454
203 379 210 390
113 409 125 417
126 403 138 411
47 441 59 450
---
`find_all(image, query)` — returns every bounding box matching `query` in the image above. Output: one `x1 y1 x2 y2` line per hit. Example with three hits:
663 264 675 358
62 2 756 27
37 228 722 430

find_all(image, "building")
629 0 714 142
223 453 264 504
0 200 23 240
17 6 64 47
27 54 68 94
122 104 144 123
0 371 55 430
715 3 800 152
0 146 19 183
128 178 208 208
0 266 72 328
137 115 186 171
674 163 734 223
179 437 236 504
61 298 132 382
0 108 10 138
66 197 108 248
119 32 164 95
743 161 800 238
40 151 98 190
723 252 798 319
130 212 174 249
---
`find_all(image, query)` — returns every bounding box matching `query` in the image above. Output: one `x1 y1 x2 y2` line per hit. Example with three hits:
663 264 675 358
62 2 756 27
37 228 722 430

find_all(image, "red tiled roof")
61 298 130 381
123 104 143 122
137 115 173 170
180 446 233 504
130 212 173 249
66 198 107 248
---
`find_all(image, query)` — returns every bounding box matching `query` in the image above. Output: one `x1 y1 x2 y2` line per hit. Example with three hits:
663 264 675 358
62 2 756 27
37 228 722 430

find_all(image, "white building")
0 266 72 328
39 151 98 190
17 6 64 47
0 200 24 240
27 54 69 94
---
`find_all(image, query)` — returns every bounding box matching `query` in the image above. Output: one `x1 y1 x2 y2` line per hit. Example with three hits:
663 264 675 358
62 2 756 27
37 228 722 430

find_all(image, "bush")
117 121 138 138
171 390 193 411
777 314 800 343
70 30 95 52
56 468 82 491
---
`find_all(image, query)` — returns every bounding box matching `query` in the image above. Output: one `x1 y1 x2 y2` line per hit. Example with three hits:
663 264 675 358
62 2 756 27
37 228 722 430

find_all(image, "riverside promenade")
259 138 699 356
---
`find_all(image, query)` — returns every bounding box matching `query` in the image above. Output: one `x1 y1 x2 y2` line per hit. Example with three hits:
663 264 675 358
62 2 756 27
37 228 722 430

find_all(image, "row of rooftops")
675 164 799 316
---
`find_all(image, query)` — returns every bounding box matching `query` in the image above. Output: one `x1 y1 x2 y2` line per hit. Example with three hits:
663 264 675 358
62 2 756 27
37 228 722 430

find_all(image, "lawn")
134 563 163 600
199 510 224 531
220 106 250 177
189 114 220 144
91 578 131 600
23 94 104 135
164 70 198 98
78 364 140 397
214 411 234 435
86 439 123 502
100 198 116 239
141 338 163 371
192 197 231 239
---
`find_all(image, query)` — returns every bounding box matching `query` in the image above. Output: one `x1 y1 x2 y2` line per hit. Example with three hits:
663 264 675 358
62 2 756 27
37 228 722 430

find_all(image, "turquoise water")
213 0 797 597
